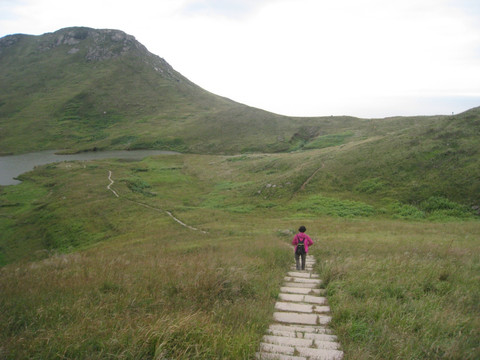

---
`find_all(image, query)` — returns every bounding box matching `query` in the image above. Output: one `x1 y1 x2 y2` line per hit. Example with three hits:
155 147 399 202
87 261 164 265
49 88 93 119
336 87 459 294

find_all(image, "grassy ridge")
0 27 302 155
1 153 479 358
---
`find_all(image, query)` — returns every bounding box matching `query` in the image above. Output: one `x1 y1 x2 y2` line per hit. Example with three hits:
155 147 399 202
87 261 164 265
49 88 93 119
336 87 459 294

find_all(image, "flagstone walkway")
256 256 344 360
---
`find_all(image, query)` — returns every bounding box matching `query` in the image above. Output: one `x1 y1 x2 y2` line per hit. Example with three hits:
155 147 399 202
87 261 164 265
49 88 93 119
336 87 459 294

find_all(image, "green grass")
0 152 479 359
303 131 354 150
292 195 377 218
0 230 291 359
1 27 480 359
315 220 480 359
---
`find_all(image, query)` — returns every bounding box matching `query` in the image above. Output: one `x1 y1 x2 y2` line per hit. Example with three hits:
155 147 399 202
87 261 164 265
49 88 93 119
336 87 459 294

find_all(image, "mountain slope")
2 27 432 155
1 27 479 210
0 27 299 154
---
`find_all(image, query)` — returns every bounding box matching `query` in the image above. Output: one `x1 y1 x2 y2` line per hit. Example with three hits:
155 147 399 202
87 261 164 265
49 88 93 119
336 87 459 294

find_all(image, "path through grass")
0 153 479 359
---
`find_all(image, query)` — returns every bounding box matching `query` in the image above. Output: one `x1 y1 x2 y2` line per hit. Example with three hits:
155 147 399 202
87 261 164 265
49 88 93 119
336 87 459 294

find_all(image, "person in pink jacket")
292 226 313 270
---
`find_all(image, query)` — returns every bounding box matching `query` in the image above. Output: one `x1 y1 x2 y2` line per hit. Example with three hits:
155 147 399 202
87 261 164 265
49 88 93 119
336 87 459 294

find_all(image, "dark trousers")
295 252 306 270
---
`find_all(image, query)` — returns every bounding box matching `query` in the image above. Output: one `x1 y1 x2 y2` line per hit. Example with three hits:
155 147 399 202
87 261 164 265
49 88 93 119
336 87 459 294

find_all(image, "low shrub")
294 195 376 218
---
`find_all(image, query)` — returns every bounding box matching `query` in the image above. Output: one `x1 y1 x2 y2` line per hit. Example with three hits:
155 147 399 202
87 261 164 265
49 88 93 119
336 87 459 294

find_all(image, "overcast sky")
1 0 480 118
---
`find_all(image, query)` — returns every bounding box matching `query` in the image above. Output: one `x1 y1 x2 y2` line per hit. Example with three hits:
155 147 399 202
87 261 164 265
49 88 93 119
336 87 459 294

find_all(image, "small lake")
0 150 180 186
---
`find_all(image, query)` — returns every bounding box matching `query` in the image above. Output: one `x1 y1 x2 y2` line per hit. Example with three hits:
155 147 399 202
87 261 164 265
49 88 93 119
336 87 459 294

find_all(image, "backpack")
296 238 306 255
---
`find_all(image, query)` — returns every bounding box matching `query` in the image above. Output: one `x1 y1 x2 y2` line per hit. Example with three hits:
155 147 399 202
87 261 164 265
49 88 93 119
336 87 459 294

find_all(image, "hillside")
1 27 479 198
1 27 480 359
1 27 480 214
0 152 479 358
0 26 345 155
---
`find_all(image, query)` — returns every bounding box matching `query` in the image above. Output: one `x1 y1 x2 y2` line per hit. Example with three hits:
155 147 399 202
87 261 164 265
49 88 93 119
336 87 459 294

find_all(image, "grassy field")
1 152 479 359
316 220 480 359
2 27 479 359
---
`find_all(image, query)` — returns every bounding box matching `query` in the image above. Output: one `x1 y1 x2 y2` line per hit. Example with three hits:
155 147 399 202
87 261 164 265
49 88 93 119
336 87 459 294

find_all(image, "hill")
1 27 479 359
0 26 351 154
1 27 480 217
1 26 479 204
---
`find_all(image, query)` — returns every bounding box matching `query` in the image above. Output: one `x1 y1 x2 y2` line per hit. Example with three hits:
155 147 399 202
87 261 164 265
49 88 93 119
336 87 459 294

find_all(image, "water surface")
0 150 179 185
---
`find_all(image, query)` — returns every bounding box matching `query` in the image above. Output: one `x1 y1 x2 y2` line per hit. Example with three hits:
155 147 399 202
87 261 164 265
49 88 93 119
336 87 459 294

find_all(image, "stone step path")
257 256 343 360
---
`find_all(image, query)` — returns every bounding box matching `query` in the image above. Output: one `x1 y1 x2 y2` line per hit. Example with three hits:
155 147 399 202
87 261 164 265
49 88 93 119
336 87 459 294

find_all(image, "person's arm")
292 235 298 246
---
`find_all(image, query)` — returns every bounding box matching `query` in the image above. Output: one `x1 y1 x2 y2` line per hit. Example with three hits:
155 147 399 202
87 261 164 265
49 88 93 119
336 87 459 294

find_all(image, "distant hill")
0 26 347 155
1 27 479 209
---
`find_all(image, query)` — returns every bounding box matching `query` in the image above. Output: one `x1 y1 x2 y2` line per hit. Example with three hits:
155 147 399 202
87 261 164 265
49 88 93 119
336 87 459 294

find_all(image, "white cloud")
1 0 479 117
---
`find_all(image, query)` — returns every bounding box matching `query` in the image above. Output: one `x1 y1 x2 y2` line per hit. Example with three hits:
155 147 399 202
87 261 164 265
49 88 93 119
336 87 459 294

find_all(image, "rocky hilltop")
1 27 297 154
0 27 181 80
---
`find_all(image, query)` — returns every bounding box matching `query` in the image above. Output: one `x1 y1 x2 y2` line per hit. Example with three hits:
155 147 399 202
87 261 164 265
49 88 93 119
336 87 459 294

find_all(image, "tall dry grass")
0 225 291 359
314 220 480 360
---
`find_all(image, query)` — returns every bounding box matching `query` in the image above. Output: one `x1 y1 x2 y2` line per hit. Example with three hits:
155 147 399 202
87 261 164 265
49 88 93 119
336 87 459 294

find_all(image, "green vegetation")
303 131 354 150
0 27 302 155
1 152 479 359
316 221 480 359
292 195 377 218
1 26 479 359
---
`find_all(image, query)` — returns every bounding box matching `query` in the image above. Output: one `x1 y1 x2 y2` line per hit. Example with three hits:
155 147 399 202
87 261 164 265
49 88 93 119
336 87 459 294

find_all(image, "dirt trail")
107 171 207 233
107 171 120 197
299 163 325 191
292 163 325 198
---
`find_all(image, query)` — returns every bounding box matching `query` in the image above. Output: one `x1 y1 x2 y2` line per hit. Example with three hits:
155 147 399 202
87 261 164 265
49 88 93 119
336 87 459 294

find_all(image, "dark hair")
299 226 306 233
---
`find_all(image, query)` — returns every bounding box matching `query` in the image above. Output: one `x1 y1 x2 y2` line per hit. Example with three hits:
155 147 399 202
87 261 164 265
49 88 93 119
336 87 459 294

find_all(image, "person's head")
298 225 306 233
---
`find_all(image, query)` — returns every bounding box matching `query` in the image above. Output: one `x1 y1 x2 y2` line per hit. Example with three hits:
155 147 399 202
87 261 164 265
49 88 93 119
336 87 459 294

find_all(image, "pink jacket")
292 233 313 253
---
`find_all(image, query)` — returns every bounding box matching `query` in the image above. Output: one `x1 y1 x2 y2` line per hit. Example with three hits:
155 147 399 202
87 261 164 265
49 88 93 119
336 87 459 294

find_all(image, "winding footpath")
299 163 325 192
257 256 343 360
107 171 120 197
107 170 207 233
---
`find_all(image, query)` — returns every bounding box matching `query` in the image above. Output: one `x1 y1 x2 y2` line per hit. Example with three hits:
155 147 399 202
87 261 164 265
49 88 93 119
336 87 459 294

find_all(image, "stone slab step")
304 295 328 305
267 329 338 342
269 324 332 335
263 335 340 349
275 302 330 314
273 312 318 325
263 335 313 348
287 271 320 278
258 344 343 360
283 282 318 289
273 312 332 325
312 340 341 350
275 302 315 313
256 352 306 360
295 347 344 360
284 277 322 284
304 333 338 342
278 293 305 302
259 343 295 355
266 329 300 338
280 287 323 295
278 293 327 305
